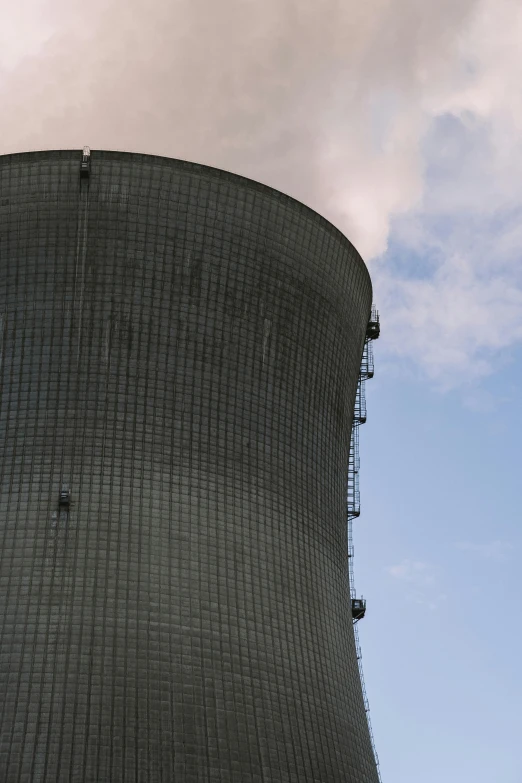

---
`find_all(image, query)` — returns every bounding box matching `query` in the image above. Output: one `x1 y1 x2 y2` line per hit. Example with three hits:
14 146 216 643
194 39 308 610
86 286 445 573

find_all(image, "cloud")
0 0 480 260
375 244 522 386
0 1 54 70
387 559 446 610
455 540 514 560
1 0 522 384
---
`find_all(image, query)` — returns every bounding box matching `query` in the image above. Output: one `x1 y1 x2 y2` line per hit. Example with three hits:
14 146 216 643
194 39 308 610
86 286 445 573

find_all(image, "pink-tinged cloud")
1 0 522 382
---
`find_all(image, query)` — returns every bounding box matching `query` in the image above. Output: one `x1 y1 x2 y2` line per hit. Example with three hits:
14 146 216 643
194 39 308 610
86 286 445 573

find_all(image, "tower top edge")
0 148 372 295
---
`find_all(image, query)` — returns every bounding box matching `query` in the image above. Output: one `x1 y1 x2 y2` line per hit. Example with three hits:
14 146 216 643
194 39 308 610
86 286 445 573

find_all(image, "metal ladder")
347 306 381 779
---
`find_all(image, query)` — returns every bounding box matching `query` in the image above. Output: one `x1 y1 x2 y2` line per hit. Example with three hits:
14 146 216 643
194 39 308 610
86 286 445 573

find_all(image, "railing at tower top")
347 306 382 780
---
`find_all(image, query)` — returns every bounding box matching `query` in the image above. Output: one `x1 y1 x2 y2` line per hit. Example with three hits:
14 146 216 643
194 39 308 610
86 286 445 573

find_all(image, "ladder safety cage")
353 379 367 424
360 339 375 380
347 423 360 520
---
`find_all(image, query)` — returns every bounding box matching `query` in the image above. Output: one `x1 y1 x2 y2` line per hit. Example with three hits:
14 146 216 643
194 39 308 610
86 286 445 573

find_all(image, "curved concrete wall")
0 150 378 782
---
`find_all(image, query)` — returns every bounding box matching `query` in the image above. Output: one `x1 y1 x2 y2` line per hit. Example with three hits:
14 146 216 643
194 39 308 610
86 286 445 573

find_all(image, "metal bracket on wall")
59 484 71 508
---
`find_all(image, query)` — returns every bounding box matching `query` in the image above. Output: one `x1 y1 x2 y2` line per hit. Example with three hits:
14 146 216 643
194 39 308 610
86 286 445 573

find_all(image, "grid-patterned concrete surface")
0 150 378 782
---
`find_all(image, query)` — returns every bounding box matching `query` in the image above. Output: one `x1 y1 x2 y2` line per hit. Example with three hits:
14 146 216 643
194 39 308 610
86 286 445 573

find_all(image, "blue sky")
358 70 522 778
359 128 522 777
1 0 521 779
357 348 522 782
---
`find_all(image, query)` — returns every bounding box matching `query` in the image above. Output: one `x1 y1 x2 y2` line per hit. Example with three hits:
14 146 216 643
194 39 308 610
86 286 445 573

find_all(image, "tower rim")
0 147 372 296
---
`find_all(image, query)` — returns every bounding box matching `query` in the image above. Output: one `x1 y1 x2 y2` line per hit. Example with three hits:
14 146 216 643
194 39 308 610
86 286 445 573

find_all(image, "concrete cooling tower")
0 149 380 782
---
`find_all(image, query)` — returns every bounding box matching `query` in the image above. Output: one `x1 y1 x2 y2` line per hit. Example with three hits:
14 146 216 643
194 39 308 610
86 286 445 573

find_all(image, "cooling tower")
0 150 379 782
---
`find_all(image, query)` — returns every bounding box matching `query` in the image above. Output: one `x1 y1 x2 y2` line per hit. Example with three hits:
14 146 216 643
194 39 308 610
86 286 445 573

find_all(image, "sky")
1 0 521 780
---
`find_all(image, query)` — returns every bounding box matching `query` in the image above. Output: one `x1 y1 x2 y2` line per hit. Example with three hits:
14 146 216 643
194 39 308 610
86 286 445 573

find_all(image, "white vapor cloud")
1 0 522 384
